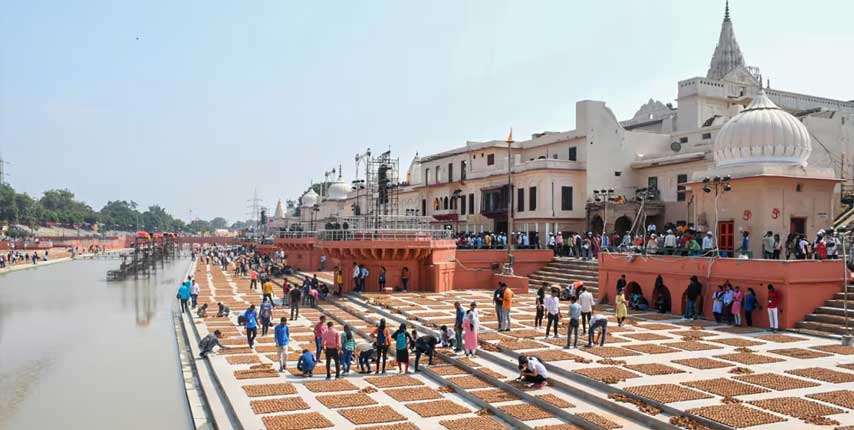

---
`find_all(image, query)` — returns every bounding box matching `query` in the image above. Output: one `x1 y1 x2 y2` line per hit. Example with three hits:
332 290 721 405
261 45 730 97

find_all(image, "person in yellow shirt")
615 286 627 326
500 284 514 331
336 269 344 297
262 279 275 307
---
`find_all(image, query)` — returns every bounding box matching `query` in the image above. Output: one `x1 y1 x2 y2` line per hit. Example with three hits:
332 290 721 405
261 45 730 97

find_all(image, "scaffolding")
366 150 401 219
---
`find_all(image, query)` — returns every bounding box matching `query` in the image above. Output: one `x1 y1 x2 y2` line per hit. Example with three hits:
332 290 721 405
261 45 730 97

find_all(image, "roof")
631 151 708 169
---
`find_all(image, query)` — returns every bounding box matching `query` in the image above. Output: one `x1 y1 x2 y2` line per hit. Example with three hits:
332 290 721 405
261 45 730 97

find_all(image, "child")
439 325 454 348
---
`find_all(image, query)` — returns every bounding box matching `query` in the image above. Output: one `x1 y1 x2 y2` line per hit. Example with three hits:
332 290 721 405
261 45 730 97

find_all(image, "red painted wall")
453 249 553 290
599 253 845 329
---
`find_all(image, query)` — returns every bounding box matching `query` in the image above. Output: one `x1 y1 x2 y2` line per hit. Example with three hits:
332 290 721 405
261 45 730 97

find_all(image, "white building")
292 2 854 246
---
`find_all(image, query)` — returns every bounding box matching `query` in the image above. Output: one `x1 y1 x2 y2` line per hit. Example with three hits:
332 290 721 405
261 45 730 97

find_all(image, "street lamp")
505 129 515 273
702 175 733 257
593 188 616 236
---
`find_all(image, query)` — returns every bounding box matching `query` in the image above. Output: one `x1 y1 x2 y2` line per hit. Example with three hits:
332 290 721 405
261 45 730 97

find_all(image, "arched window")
443 197 449 210
433 198 440 210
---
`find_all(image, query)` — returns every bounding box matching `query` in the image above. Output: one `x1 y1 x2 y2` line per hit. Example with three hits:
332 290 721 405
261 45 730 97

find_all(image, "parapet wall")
599 253 845 329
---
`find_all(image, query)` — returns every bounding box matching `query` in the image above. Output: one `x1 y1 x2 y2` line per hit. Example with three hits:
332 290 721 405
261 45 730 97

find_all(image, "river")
0 257 193 430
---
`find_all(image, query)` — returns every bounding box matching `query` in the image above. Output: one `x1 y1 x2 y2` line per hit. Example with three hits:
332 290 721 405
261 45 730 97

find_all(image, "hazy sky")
1 1 852 223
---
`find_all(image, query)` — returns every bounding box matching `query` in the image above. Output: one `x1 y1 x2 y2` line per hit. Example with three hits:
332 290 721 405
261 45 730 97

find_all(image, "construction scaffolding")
366 150 401 219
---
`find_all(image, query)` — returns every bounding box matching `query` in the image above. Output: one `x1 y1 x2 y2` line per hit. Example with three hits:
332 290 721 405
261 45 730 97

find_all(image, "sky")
1 1 852 223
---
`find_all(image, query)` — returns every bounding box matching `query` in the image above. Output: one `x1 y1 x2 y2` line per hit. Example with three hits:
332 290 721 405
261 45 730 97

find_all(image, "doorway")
718 220 735 257
790 217 806 236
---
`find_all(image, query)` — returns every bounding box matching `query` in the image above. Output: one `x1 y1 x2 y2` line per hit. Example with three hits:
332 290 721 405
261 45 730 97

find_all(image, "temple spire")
706 0 745 80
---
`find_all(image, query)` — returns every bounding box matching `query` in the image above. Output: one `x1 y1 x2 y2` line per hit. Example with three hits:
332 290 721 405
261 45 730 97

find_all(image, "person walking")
244 305 258 348
493 283 506 331
615 286 628 327
500 283 514 331
262 278 275 307
340 325 356 375
177 279 191 313
534 283 546 329
453 301 465 353
544 287 561 338
731 286 744 327
314 316 328 358
565 295 581 349
378 267 387 292
259 298 273 336
767 284 781 332
190 278 200 309
322 321 341 379
743 288 759 327
393 323 414 374
289 285 301 320
274 318 290 372
463 303 480 357
371 319 391 374
578 286 594 334
249 269 258 291
336 269 344 297
360 265 370 292
685 276 702 320
352 263 361 293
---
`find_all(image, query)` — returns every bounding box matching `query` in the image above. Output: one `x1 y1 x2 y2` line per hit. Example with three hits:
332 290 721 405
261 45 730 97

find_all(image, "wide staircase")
526 257 600 297
795 282 854 337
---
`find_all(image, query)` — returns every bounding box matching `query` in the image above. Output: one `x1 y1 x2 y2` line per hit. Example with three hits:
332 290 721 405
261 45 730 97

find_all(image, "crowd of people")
455 231 543 249
0 249 50 268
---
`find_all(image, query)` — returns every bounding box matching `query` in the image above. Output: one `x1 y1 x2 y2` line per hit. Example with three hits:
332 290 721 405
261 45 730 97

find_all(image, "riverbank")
0 248 130 276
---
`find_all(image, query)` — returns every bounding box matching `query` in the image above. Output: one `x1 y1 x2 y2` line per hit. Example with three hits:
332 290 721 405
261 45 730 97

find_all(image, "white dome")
326 179 350 201
713 89 811 167
300 188 319 207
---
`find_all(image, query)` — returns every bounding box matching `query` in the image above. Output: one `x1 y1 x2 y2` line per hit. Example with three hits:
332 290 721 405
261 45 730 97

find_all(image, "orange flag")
506 128 513 143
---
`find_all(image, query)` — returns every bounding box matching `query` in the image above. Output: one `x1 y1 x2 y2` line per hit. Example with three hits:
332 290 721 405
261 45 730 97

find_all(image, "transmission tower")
246 188 263 227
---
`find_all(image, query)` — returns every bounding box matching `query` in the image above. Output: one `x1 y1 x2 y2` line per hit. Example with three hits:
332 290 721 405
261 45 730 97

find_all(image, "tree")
38 189 95 225
99 200 140 231
210 217 228 230
188 219 211 233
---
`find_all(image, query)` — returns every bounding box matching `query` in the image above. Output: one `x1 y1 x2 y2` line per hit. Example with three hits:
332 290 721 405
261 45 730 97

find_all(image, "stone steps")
526 258 601 297
793 284 854 337
794 320 851 336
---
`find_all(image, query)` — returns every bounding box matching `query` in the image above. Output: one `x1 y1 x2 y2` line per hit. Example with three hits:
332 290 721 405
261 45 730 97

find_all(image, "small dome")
327 179 350 201
300 188 318 207
713 89 811 167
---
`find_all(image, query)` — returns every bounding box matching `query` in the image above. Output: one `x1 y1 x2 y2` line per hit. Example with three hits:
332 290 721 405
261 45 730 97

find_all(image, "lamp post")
702 175 733 257
505 130 515 273
838 227 853 346
593 189 616 236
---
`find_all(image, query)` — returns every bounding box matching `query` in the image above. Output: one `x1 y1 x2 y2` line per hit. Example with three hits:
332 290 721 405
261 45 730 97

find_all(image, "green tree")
210 217 228 229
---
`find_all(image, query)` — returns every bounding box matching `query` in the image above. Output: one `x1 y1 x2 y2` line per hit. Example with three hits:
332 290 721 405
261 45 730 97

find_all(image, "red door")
790 217 806 235
718 221 734 257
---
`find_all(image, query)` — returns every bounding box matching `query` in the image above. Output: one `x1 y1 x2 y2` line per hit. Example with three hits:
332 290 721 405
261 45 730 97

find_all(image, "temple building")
286 2 854 258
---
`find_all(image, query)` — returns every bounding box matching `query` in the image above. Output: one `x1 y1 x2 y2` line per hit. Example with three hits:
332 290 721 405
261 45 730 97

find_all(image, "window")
702 133 712 140
552 154 558 159
679 137 688 143
614 171 622 177
529 186 537 211
517 188 525 212
648 176 658 190
487 154 495 165
448 163 454 182
424 169 429 185
450 195 456 210
421 199 426 216
469 194 474 213
677 173 687 202
568 147 577 161
435 167 440 183
460 160 467 180
443 196 448 210
460 195 466 215
561 186 573 211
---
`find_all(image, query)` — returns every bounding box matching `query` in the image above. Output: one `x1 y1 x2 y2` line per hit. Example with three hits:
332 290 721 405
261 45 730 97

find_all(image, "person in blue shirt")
177 279 191 313
259 298 273 336
274 317 290 372
296 349 316 377
453 302 465 353
743 287 759 327
243 305 258 348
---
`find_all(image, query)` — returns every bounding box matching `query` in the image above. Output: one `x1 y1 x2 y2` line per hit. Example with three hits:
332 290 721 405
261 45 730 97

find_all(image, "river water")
0 257 193 430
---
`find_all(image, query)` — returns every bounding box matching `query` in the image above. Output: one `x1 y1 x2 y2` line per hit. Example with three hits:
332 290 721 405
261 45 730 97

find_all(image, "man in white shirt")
543 287 561 338
577 286 594 334
517 355 549 388
702 231 715 253
352 263 361 292
586 314 608 348
663 230 677 254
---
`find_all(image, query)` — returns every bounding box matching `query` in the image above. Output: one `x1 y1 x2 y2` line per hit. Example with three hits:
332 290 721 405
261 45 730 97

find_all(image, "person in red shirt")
766 284 781 332
314 316 327 358
321 321 341 379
